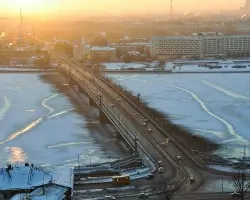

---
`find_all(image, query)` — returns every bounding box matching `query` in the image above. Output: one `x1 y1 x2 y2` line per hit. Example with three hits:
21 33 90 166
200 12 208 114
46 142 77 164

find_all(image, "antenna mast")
170 0 173 18
19 7 23 43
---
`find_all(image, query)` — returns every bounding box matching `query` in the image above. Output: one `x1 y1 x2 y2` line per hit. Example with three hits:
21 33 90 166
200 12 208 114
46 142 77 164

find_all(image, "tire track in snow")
42 94 58 114
0 96 11 120
0 117 43 144
125 77 246 143
202 80 250 100
0 94 74 144
47 108 75 119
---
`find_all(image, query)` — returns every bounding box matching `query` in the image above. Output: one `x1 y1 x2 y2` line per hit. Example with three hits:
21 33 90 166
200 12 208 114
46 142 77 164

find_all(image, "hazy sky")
0 0 245 16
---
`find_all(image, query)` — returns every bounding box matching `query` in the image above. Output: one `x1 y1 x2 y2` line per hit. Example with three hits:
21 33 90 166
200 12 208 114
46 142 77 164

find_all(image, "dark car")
231 192 242 199
146 174 154 180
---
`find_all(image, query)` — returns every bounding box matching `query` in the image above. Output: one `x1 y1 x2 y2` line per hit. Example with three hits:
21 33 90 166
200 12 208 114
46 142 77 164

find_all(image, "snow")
208 165 250 174
91 46 116 51
11 185 67 200
165 59 250 73
106 73 250 158
101 62 160 70
0 165 73 190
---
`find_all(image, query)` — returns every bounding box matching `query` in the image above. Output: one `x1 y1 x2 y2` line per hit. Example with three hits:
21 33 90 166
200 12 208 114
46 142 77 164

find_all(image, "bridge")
57 57 190 189
55 55 243 196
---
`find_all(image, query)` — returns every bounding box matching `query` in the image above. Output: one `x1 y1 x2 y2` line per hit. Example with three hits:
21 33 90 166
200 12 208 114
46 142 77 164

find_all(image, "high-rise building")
151 34 250 59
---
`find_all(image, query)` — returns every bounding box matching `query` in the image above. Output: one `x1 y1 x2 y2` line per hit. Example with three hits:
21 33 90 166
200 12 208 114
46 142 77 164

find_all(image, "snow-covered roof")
10 185 67 200
90 46 116 51
0 165 73 191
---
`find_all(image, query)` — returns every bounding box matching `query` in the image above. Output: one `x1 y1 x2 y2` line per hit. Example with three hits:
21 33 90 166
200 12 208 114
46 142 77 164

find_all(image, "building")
151 36 202 60
236 19 250 32
90 46 116 62
73 39 90 62
151 34 250 59
0 164 73 200
112 45 136 57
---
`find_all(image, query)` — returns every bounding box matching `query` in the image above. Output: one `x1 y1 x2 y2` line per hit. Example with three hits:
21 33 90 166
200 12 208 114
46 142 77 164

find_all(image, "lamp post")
134 134 138 155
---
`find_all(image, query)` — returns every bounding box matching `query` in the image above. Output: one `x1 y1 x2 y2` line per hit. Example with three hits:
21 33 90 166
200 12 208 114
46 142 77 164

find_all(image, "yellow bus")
112 175 130 185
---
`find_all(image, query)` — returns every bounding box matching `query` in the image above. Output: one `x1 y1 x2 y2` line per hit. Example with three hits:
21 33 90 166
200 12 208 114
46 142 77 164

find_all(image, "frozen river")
107 73 250 158
0 73 126 167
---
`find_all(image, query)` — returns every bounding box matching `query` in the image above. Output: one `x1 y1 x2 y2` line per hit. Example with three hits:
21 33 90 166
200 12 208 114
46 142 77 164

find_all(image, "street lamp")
134 134 138 155
97 93 102 108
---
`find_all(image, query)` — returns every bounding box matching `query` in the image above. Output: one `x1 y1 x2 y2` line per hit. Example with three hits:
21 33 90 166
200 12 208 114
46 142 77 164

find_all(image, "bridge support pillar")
89 98 97 107
116 132 123 139
99 109 109 123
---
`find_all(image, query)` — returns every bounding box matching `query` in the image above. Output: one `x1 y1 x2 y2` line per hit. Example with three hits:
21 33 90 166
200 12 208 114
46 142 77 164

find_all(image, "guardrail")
58 59 188 188
59 64 157 174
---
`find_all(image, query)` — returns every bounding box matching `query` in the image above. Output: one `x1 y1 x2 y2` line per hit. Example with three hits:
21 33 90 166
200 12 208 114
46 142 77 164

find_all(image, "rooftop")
10 185 67 200
0 165 73 191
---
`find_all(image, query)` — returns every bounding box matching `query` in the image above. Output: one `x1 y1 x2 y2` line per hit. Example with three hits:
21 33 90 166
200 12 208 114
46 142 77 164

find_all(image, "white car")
138 193 148 198
177 156 182 161
159 167 164 173
105 196 116 199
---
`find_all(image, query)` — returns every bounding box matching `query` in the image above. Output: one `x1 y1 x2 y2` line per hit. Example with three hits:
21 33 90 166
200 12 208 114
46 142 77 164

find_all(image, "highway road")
57 56 203 193
53 53 241 197
121 192 248 200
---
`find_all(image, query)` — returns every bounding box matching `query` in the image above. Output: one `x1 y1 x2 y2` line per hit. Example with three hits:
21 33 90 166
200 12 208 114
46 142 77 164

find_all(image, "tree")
230 170 250 200
155 176 178 200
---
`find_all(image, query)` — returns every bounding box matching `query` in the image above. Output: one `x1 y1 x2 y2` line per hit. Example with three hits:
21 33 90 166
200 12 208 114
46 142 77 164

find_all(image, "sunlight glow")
14 0 45 12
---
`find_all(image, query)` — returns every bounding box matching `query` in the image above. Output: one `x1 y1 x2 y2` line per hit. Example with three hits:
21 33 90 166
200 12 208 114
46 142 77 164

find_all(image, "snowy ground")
101 62 160 70
106 73 250 158
165 60 250 73
0 73 126 167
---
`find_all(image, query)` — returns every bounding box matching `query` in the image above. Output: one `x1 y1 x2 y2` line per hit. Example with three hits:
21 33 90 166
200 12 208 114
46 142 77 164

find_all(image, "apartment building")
151 34 250 60
151 36 202 60
90 46 116 62
73 39 90 62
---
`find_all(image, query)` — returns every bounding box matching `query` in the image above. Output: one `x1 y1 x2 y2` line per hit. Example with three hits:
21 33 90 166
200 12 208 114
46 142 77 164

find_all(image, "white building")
73 39 90 62
151 34 250 60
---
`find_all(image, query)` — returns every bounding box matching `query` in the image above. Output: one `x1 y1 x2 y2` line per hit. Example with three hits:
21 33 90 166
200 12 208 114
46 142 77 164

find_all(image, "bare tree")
155 176 178 200
231 170 250 200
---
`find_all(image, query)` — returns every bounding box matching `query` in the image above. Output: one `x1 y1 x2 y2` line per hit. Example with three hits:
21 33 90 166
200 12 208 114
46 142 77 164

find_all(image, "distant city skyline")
0 0 246 17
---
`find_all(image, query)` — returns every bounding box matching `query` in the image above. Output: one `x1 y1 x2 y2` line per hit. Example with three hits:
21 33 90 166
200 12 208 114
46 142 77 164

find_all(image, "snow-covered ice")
106 72 250 158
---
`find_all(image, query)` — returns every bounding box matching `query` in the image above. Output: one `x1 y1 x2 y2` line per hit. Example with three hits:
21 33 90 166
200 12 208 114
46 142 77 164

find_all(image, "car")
177 156 182 161
144 119 148 123
110 104 115 108
138 193 148 198
159 167 164 173
135 113 139 116
158 160 163 167
148 128 152 133
231 192 242 199
105 196 116 199
146 174 154 180
142 122 147 127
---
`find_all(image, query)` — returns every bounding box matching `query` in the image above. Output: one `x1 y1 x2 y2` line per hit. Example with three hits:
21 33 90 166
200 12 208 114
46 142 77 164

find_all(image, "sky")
0 0 245 17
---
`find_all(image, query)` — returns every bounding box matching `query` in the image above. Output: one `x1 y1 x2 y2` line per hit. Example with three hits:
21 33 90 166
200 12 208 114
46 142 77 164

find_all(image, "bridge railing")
59 63 157 173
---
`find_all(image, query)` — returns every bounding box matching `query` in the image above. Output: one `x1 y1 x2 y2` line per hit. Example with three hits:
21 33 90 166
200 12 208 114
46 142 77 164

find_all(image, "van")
189 177 195 184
